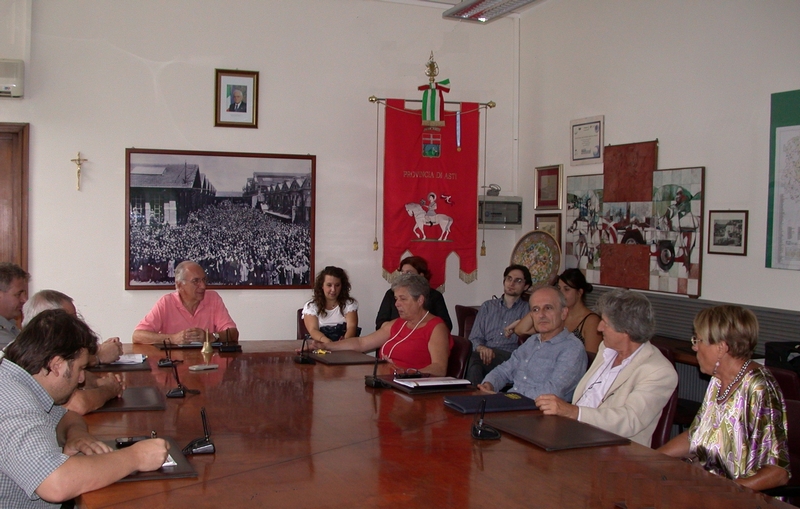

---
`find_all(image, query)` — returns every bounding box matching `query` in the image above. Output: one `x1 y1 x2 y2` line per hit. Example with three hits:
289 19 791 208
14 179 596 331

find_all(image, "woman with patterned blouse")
658 305 790 491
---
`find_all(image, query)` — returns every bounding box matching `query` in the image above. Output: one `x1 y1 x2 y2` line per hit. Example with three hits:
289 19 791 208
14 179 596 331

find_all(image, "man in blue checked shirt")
465 265 532 385
0 310 168 508
477 286 586 401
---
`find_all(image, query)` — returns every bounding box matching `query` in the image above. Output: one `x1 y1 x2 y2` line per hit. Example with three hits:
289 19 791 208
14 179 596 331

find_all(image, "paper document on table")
112 354 147 365
162 454 177 468
392 377 471 389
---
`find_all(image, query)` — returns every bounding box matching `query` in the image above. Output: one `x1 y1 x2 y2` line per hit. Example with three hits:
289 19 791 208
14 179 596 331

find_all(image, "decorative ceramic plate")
510 231 561 286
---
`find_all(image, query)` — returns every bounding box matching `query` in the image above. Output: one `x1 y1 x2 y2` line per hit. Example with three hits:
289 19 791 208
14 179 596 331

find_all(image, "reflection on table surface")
78 341 789 509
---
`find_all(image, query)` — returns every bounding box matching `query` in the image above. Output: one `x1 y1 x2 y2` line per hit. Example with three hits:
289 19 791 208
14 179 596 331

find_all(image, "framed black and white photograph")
708 210 748 256
215 69 258 128
126 148 314 290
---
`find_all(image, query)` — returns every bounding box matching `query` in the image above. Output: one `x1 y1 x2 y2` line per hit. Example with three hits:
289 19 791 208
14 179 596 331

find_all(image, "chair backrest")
463 314 476 340
297 309 309 340
455 305 479 338
651 387 679 449
766 365 800 401
785 399 800 486
447 335 472 379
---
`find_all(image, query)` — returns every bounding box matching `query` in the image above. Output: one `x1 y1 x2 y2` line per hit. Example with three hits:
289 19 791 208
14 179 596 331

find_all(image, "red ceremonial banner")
383 99 479 289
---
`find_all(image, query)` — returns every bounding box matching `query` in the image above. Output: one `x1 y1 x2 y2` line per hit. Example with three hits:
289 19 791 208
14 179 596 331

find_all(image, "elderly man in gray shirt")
0 263 29 348
478 286 586 401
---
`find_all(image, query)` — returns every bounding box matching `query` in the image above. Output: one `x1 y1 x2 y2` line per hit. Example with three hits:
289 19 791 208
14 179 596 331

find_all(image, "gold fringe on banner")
459 269 478 285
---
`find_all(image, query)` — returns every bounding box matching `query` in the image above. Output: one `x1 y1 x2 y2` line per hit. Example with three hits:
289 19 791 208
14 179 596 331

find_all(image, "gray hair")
22 289 73 327
391 273 431 310
174 261 201 283
0 262 29 292
596 289 655 344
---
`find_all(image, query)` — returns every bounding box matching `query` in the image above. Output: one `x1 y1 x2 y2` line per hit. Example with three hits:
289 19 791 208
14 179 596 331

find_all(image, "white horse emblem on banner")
405 202 453 241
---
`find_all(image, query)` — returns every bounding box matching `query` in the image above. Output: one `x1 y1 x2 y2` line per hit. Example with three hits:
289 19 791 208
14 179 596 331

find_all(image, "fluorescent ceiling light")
442 0 539 23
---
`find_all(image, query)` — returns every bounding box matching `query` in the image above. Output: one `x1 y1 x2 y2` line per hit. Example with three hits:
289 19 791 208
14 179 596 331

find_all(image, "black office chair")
447 336 472 379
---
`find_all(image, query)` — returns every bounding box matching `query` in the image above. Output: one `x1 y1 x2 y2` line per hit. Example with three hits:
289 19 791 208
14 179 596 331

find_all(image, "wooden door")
0 123 28 269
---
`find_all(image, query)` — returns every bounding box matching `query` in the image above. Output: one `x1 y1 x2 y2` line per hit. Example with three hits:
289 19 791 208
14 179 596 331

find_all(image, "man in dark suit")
227 89 247 112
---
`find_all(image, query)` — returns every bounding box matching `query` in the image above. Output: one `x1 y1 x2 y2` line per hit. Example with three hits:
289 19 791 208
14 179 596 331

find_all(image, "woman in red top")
306 273 452 376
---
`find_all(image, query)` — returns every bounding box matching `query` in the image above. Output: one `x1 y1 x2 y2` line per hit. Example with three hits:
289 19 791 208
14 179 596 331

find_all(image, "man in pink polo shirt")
132 261 239 344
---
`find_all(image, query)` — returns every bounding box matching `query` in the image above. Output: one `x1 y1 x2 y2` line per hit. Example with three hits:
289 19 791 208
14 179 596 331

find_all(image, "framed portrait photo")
535 164 563 210
708 210 748 256
535 213 562 247
215 69 258 128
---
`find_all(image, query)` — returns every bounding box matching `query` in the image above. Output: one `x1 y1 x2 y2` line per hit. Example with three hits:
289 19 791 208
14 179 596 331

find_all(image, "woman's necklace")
716 360 750 403
382 311 430 360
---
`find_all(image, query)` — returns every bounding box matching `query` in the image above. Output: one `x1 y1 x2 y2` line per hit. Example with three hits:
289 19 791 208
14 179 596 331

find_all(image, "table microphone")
219 330 242 353
166 364 200 398
293 335 316 365
364 353 385 388
182 407 215 455
471 398 501 440
158 339 181 368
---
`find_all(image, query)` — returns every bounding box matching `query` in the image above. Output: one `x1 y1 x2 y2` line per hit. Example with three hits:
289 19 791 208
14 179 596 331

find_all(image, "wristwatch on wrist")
212 332 220 341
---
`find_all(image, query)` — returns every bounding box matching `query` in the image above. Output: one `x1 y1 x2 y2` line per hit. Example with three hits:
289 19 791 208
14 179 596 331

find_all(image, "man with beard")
0 310 168 508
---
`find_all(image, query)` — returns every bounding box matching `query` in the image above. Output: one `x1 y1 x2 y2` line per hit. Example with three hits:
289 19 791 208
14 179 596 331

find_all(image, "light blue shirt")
483 327 587 401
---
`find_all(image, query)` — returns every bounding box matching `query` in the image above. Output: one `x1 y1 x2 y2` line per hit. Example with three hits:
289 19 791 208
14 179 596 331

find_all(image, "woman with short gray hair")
304 273 452 376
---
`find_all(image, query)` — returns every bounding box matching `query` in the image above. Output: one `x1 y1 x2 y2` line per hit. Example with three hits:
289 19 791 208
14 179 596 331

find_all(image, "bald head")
22 290 76 327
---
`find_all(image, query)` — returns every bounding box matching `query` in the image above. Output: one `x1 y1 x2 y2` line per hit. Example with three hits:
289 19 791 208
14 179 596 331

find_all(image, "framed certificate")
571 115 604 166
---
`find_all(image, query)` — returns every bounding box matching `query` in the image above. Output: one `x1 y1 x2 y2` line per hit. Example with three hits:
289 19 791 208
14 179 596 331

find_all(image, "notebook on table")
107 437 198 482
88 354 150 372
377 375 472 395
484 413 630 451
444 392 537 414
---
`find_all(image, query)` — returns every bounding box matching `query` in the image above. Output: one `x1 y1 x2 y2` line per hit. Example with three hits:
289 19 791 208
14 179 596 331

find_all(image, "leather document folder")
308 351 379 365
443 392 537 414
485 413 631 451
93 387 167 413
109 437 198 482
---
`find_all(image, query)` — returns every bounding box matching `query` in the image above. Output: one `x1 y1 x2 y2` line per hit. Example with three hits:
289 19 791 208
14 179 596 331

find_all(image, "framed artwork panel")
535 213 562 248
535 164 563 210
126 148 314 290
708 210 748 256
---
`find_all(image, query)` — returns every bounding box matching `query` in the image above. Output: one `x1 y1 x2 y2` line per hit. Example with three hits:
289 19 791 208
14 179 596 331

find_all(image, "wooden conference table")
78 341 789 509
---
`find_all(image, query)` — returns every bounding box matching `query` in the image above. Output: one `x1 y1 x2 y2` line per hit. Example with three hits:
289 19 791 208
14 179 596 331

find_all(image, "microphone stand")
166 364 200 398
182 407 216 455
293 335 316 365
365 352 385 388
158 339 181 368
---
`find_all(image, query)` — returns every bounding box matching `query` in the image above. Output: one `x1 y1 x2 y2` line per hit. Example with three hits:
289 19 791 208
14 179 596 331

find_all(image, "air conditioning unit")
0 59 24 98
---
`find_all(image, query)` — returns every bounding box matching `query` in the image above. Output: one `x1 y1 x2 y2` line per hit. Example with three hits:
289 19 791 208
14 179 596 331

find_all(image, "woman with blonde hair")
658 305 789 490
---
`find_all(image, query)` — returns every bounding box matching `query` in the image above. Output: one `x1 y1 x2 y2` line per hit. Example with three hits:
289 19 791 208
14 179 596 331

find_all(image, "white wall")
0 0 521 340
518 0 800 312
4 0 798 341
